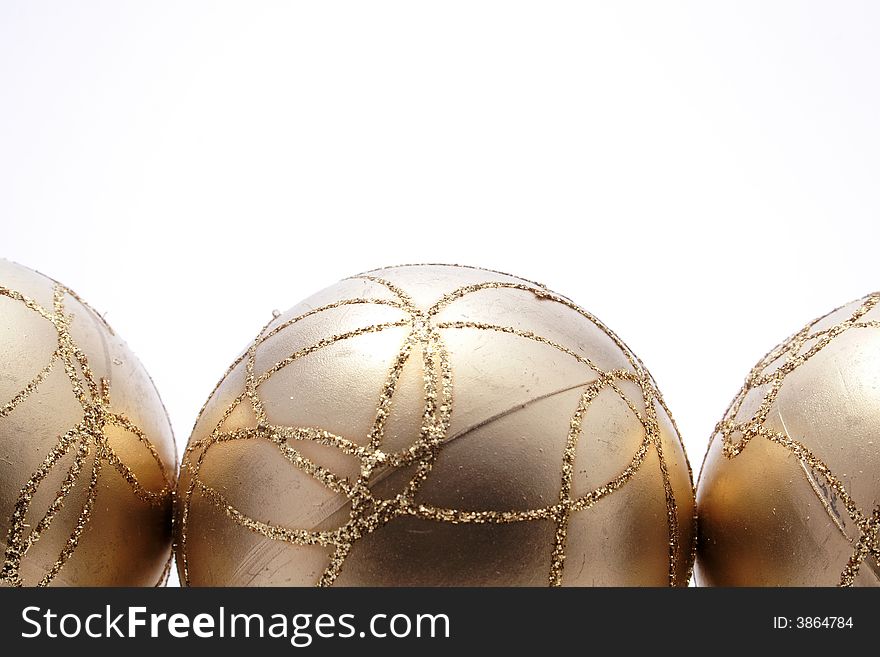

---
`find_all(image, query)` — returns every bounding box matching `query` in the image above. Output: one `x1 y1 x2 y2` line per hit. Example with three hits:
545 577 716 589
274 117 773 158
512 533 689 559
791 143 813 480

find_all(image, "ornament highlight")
0 259 176 586
177 264 695 586
696 292 880 586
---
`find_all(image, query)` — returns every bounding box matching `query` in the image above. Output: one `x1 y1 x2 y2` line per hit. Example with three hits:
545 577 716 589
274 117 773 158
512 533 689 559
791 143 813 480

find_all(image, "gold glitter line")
38 454 101 587
0 352 58 418
549 375 609 586
427 281 548 316
70 344 102 404
319 544 353 587
195 481 339 547
104 412 174 490
436 320 604 374
352 276 419 314
214 427 356 497
763 427 865 525
154 549 173 587
0 286 54 322
2 428 82 584
655 393 698 584
630 379 679 586
804 320 880 342
411 434 655 525
22 438 91 553
650 397 680 587
366 329 417 455
102 444 170 506
210 425 376 463
53 285 101 405
404 504 556 524
353 263 551 292
399 325 452 503
245 318 270 427
798 459 850 537
401 437 652 525
177 440 211 584
256 320 412 385
841 506 880 586
264 299 408 350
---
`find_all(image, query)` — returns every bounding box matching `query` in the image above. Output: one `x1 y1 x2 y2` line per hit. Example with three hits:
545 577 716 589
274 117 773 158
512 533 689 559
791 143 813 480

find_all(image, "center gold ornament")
176 264 696 586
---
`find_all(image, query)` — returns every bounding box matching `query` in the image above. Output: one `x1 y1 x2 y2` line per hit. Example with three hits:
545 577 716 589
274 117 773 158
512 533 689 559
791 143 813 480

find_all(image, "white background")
2 2 878 585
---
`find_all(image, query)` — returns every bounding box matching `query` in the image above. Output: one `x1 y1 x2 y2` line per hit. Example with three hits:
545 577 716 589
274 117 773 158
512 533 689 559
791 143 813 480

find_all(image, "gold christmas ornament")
0 259 176 586
696 293 880 587
177 264 695 586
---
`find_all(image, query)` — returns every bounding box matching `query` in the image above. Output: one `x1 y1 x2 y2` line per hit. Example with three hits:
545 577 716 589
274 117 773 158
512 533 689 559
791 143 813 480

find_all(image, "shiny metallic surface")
178 264 695 586
696 293 880 586
0 259 176 586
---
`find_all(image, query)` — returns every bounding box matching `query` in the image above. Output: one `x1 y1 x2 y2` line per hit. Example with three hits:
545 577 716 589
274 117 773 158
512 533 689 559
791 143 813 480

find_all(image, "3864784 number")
796 617 853 629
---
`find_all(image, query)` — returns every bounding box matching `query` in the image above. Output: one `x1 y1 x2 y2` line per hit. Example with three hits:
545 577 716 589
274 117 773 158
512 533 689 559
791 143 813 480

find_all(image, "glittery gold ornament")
696 293 880 587
0 259 176 586
177 264 695 586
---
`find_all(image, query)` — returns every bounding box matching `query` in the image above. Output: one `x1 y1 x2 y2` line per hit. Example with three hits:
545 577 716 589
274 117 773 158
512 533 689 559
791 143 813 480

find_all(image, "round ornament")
0 259 176 586
696 292 880 586
177 264 695 586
